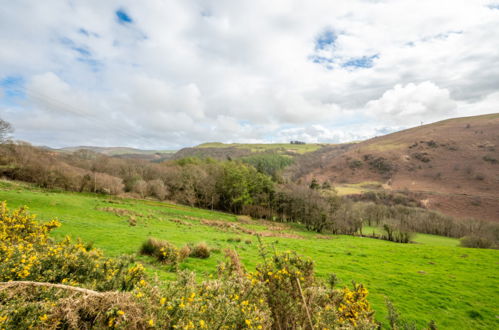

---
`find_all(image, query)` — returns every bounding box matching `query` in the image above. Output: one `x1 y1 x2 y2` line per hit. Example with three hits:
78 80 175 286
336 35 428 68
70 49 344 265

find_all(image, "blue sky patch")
342 54 379 69
77 58 102 72
0 76 26 105
79 28 89 36
116 9 133 24
315 29 337 51
73 46 91 57
59 37 101 71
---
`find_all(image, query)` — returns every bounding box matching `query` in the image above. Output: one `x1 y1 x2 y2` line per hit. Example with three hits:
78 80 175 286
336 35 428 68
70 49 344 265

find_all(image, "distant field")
0 180 498 329
334 181 384 196
195 142 328 154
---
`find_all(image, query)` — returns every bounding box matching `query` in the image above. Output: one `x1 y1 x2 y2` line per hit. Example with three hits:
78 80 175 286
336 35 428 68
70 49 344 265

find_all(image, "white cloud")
366 81 456 125
0 0 498 149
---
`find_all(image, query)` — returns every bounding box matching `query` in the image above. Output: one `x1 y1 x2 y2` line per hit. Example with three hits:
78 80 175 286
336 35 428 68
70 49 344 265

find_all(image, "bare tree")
0 118 13 142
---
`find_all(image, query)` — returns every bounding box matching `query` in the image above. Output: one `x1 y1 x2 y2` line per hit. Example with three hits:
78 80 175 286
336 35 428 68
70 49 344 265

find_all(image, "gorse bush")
139 238 183 268
0 202 145 291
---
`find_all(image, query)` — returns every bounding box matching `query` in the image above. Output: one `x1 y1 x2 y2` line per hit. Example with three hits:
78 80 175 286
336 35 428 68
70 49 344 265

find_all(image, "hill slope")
172 142 329 160
293 113 499 221
55 146 176 161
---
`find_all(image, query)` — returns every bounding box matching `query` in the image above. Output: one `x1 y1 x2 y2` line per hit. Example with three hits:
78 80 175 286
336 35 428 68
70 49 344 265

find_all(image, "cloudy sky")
1 0 498 149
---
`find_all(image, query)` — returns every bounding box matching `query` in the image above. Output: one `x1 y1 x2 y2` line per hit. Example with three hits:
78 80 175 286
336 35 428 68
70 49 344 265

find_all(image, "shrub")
381 222 414 243
483 155 498 164
139 238 180 266
348 159 363 169
190 242 211 259
460 236 494 249
0 202 145 291
364 155 394 175
251 249 376 329
474 173 485 181
179 245 191 261
412 152 431 163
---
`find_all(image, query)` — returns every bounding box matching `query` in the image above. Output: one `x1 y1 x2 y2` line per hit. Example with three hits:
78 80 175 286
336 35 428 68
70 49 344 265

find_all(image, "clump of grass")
227 237 242 243
244 239 252 244
179 245 191 261
139 238 163 256
189 242 211 259
236 215 252 223
128 216 137 226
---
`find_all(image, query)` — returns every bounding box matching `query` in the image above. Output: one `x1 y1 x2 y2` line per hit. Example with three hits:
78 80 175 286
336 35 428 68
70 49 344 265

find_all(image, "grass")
0 179 498 329
334 181 383 196
195 142 327 154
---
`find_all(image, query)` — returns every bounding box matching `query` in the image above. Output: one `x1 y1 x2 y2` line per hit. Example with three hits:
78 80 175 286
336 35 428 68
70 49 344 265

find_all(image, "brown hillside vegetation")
293 113 499 221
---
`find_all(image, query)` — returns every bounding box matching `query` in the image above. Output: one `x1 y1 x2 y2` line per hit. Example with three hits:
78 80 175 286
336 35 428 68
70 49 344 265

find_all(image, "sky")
1 0 498 150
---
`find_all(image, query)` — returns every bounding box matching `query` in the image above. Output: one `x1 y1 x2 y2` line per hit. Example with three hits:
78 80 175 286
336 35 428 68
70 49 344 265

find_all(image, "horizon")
31 111 497 150
1 1 499 149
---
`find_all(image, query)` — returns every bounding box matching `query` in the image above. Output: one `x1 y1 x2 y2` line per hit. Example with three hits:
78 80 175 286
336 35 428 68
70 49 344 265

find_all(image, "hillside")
56 146 176 161
292 113 499 221
0 180 497 329
172 142 329 160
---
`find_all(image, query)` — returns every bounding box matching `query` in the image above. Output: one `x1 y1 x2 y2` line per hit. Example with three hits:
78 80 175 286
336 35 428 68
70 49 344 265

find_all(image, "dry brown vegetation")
291 113 499 221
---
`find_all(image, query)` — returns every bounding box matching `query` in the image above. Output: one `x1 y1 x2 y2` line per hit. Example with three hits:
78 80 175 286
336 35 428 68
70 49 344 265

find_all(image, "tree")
0 118 13 143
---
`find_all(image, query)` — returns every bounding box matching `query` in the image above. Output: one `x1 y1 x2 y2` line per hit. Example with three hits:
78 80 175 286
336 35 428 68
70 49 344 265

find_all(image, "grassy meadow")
0 179 497 329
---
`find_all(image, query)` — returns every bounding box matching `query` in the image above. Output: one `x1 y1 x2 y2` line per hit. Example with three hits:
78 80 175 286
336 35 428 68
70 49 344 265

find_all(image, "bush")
250 249 376 329
190 242 211 259
483 155 498 164
139 238 181 266
381 222 414 243
179 245 192 260
0 202 145 291
460 236 494 249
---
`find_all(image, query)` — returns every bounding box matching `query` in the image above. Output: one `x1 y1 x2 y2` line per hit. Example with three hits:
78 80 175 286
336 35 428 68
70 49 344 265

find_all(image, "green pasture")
0 180 497 329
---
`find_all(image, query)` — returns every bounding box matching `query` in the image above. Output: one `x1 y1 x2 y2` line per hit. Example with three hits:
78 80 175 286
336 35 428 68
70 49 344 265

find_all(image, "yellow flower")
117 310 125 316
148 319 155 326
39 314 48 321
199 320 206 328
245 319 251 326
160 297 167 305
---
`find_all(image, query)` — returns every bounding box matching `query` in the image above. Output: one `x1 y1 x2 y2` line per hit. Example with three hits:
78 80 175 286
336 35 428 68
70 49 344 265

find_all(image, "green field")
195 142 327 154
0 180 497 329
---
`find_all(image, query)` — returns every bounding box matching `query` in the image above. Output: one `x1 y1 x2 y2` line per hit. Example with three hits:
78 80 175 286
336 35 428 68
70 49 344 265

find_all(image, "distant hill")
292 113 499 221
53 146 176 162
172 142 329 160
